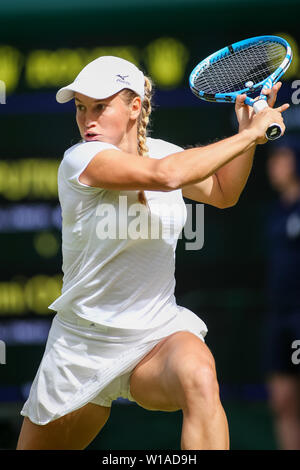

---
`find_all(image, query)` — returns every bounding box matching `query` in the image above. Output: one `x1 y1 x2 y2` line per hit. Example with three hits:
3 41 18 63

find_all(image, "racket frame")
189 35 292 106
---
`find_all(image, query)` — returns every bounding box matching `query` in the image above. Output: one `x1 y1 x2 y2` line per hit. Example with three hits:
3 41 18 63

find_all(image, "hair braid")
137 76 152 207
120 76 153 207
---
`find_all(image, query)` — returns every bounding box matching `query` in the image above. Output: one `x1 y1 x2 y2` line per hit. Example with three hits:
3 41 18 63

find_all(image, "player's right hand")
248 103 289 145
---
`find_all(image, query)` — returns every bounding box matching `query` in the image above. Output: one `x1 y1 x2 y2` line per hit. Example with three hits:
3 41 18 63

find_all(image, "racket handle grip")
265 123 282 140
252 99 282 141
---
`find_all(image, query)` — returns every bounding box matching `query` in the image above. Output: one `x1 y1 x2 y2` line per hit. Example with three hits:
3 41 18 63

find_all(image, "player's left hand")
262 81 282 109
236 82 282 132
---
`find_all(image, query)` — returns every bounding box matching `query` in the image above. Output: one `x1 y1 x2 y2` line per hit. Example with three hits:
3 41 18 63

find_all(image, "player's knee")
179 356 220 412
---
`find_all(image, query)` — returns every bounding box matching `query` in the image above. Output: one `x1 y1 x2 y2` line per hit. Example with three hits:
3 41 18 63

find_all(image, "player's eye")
96 103 106 111
76 104 85 111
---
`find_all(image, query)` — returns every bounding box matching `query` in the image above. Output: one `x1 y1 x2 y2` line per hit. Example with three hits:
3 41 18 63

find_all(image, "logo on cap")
117 74 129 81
116 74 131 86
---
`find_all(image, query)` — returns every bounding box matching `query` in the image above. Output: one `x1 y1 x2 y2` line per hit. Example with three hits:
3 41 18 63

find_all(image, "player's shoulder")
61 141 119 173
147 137 184 159
60 141 120 179
63 140 118 161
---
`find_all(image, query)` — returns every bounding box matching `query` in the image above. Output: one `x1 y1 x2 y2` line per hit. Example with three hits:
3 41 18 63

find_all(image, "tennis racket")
189 35 292 140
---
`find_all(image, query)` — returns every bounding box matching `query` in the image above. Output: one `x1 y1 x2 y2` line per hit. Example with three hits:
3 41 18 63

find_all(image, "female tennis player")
16 56 288 450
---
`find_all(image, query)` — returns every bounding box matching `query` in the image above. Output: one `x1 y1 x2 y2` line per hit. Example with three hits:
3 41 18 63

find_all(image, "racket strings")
193 41 286 94
201 47 283 93
199 43 284 93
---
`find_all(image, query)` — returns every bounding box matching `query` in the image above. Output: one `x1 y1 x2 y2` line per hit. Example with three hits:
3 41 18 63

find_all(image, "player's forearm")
161 129 256 190
214 144 256 205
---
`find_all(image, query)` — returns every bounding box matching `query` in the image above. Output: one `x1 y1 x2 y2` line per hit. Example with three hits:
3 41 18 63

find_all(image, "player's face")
267 148 298 191
74 92 139 146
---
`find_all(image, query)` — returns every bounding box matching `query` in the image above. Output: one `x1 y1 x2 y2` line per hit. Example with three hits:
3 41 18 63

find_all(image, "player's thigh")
16 402 111 450
129 331 217 412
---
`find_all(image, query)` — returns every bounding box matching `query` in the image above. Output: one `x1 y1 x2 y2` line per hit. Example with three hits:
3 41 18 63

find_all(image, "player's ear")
129 96 142 120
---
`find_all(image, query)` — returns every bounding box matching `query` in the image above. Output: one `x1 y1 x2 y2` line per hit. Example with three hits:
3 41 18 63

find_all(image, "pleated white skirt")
20 306 208 425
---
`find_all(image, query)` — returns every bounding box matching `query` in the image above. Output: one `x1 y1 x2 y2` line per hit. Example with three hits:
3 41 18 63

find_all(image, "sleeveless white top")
49 137 190 329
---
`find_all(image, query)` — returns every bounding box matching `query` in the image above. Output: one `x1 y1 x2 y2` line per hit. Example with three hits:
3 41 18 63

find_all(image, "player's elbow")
215 193 240 209
154 161 181 192
219 196 239 209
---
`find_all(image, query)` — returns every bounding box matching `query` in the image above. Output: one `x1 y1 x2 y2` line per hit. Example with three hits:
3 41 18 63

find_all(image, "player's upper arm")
182 174 234 208
79 148 175 191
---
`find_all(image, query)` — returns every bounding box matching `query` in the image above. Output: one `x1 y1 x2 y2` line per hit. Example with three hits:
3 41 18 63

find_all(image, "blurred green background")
0 0 300 450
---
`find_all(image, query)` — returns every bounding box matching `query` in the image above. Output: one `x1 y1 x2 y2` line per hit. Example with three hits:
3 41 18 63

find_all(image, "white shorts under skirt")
20 307 208 425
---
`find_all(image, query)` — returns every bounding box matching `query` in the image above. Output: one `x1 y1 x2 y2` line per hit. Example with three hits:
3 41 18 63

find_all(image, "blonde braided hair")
121 76 153 207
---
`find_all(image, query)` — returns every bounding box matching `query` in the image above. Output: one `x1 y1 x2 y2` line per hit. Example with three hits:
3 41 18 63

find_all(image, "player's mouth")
84 132 100 141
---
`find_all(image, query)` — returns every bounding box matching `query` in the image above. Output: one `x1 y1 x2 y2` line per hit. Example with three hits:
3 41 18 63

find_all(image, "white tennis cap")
56 56 145 103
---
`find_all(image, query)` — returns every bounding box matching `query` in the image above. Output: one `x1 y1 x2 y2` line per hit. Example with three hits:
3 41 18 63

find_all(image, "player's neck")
117 128 139 155
118 141 138 155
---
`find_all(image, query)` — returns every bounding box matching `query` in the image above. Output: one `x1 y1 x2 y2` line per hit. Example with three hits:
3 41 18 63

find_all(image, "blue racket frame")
189 35 292 107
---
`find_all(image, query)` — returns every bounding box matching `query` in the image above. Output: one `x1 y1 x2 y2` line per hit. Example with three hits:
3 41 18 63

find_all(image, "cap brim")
56 79 133 103
56 86 76 103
